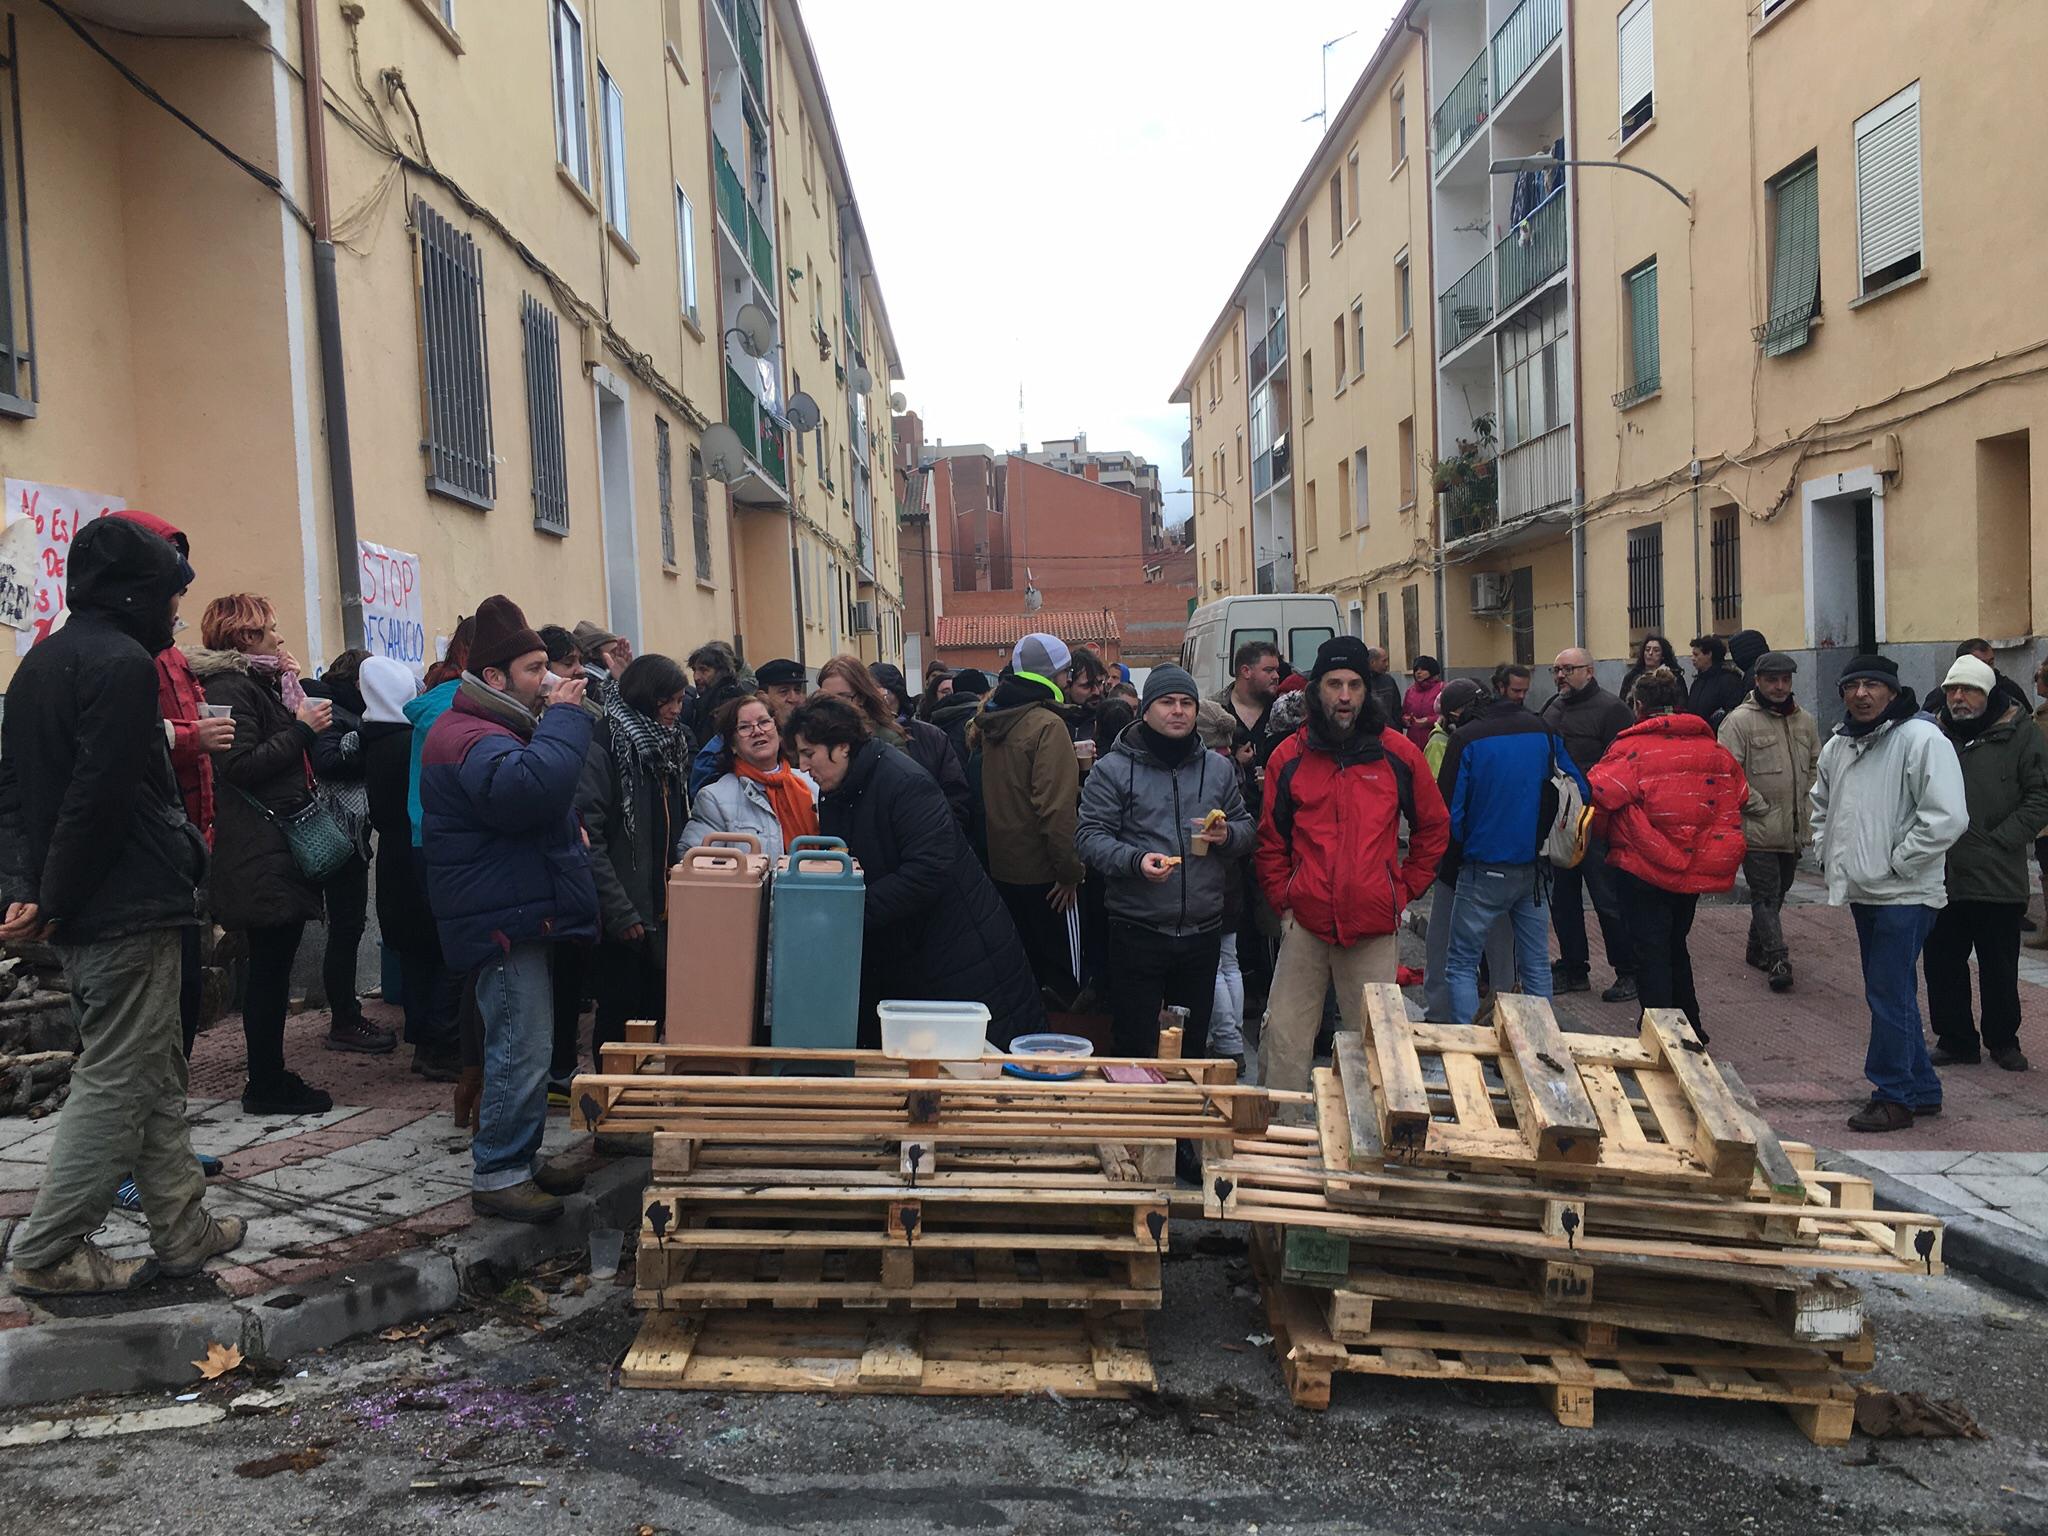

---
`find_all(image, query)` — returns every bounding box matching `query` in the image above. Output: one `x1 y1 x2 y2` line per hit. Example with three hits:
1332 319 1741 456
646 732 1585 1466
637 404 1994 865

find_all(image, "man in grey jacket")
1810 654 1968 1132
1719 652 1821 993
1076 665 1253 1058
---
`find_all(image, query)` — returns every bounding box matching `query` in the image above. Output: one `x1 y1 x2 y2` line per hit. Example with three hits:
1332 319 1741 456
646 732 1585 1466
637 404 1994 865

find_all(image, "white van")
1180 594 1343 696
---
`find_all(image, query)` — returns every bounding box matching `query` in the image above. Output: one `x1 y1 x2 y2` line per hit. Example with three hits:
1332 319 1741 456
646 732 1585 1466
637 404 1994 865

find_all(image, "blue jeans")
472 941 555 1192
1853 903 1942 1110
1446 863 1554 1025
1424 875 1517 1024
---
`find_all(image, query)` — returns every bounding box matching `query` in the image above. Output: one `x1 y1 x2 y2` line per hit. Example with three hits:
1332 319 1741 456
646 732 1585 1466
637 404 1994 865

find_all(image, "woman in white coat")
678 692 818 860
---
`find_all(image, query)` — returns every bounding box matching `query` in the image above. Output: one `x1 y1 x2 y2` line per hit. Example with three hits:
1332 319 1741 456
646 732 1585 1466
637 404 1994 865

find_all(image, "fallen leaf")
235 1445 327 1479
193 1342 243 1380
378 1323 432 1342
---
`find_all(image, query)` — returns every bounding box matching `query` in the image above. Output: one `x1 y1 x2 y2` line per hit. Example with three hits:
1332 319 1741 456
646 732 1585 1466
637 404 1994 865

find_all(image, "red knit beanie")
467 594 544 674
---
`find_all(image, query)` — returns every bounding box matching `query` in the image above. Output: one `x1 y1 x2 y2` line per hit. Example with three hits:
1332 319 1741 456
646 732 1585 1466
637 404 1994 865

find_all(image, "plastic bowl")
1003 1032 1094 1080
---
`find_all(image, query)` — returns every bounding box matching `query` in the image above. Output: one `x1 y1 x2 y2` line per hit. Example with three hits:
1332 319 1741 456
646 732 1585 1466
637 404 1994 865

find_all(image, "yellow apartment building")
1173 20 1439 670
0 0 903 689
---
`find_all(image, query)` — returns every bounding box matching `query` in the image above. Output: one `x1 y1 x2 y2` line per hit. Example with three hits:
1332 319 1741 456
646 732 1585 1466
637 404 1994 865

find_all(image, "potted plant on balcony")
1429 413 1498 540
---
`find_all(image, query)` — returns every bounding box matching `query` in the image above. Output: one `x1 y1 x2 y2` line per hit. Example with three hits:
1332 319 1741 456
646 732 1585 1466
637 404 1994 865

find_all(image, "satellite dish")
785 391 822 434
848 362 874 394
733 303 773 359
888 391 907 412
700 423 747 481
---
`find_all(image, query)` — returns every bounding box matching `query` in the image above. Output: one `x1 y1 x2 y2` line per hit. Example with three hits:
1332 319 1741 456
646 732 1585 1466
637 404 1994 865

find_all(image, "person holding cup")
1076 665 1253 1057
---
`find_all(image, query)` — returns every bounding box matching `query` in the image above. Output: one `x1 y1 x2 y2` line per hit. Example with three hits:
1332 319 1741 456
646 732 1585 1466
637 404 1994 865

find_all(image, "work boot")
532 1157 588 1197
160 1214 246 1278
1992 1046 2031 1072
326 1018 397 1054
1551 968 1591 995
1601 975 1638 1004
9 1242 159 1297
411 1046 461 1083
242 1072 334 1118
1767 960 1794 993
1846 1097 1915 1133
472 1180 563 1224
1931 1042 1981 1067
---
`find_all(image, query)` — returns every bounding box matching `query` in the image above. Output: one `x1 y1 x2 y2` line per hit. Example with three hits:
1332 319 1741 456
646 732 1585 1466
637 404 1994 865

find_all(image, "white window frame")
599 63 629 236
1853 81 1923 297
1393 248 1412 338
1618 0 1654 142
1353 446 1369 530
675 184 699 325
551 0 590 189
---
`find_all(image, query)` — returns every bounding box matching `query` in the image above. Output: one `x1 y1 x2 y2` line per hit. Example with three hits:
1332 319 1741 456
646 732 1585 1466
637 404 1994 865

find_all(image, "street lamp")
1488 155 1691 210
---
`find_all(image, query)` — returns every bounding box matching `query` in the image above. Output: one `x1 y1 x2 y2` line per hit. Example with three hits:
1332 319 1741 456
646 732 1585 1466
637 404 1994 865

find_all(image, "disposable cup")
588 1227 625 1280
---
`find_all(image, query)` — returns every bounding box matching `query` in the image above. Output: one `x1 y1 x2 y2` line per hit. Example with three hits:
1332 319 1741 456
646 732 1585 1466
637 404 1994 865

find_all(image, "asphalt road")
4 1228 2047 1536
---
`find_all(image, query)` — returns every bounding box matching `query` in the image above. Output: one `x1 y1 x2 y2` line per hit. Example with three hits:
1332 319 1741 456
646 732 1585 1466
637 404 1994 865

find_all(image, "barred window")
418 199 495 508
656 415 676 569
1627 523 1665 635
1711 505 1742 630
0 18 35 420
521 293 566 532
690 446 713 581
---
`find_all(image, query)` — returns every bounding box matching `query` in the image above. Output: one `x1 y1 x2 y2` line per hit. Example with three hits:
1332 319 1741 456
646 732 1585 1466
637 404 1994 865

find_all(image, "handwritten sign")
0 516 34 632
6 479 124 654
359 540 426 677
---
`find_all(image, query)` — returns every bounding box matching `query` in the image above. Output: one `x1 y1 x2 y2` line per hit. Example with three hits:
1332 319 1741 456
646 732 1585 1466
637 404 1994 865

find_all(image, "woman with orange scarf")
677 693 818 859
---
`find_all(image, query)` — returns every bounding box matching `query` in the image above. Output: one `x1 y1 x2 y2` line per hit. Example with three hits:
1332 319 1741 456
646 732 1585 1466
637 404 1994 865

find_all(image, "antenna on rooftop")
1302 30 1359 129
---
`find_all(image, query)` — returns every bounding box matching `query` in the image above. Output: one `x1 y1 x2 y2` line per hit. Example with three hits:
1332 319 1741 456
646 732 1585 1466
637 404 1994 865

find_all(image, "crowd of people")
0 512 2038 1296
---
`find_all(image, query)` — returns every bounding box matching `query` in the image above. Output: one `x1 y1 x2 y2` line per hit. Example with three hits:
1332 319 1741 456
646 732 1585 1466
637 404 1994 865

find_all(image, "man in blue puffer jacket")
421 595 600 1223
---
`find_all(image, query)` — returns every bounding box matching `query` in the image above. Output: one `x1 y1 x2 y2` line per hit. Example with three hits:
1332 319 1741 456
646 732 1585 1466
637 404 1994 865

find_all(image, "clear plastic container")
877 1000 992 1061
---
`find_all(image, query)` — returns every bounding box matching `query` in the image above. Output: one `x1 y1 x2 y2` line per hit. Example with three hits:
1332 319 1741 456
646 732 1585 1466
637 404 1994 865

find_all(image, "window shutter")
1617 0 1654 122
1628 261 1660 392
1856 86 1921 284
1763 160 1819 354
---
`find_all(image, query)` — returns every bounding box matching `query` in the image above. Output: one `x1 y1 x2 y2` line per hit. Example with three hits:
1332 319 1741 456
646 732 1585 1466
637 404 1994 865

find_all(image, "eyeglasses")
736 720 777 735
1551 664 1588 675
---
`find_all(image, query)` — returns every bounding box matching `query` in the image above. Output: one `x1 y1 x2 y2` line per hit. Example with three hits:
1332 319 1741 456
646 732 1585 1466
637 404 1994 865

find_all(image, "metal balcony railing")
733 0 764 103
748 204 774 290
758 416 787 487
1253 448 1273 497
1432 49 1489 173
1438 250 1493 356
1491 0 1562 103
1264 312 1287 372
714 142 746 241
1495 187 1567 313
726 364 788 489
1499 422 1572 521
1445 496 1499 543
1248 335 1267 384
1181 435 1193 475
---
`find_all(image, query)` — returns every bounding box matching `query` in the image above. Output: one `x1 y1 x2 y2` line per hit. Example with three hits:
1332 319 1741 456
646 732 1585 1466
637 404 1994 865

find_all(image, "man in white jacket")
1809 654 1968 1132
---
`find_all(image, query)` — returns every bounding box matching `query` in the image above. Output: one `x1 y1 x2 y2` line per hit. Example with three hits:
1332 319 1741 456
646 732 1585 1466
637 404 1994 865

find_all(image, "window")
656 415 676 569
1329 172 1344 247
598 64 628 235
1618 0 1654 142
1394 249 1412 337
0 18 36 419
1353 447 1369 529
1296 218 1310 290
691 445 714 581
417 199 495 508
662 0 687 65
1332 317 1347 389
1334 457 1349 539
1397 418 1415 506
1231 319 1240 380
1499 300 1572 448
1401 585 1420 666
1855 82 1922 295
550 0 589 188
1759 155 1819 353
1347 601 1364 639
674 186 699 324
1351 301 1365 379
1710 504 1741 630
1627 522 1665 634
1390 81 1406 166
1377 591 1390 654
1345 150 1360 227
1616 258 1661 406
1301 349 1314 420
521 293 566 531
1304 479 1319 550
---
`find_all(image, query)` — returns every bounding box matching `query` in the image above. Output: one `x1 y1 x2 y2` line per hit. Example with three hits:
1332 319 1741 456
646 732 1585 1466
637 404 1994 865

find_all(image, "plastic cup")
587 1226 625 1280
1075 738 1097 766
200 703 234 719
1188 817 1213 856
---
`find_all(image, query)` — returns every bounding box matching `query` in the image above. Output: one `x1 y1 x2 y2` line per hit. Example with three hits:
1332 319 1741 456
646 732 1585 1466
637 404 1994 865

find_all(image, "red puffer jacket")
1255 722 1449 945
1588 713 1748 894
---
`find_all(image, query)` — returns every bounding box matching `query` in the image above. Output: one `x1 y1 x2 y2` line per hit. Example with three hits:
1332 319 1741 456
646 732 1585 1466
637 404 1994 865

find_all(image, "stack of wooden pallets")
572 1035 1257 1398
1211 986 1944 1443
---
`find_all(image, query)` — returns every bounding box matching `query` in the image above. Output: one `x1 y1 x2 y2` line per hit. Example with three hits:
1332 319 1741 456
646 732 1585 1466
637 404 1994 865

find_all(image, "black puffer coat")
819 739 1045 1047
192 647 324 931
362 719 437 954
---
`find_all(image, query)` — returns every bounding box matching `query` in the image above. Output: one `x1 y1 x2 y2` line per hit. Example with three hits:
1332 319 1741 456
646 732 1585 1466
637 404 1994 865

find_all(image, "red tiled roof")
934 610 1121 650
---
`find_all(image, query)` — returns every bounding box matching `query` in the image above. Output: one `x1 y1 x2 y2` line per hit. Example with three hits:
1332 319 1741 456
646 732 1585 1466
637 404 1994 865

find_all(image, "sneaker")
1846 1097 1915 1133
411 1048 461 1083
1601 976 1639 1004
1915 1101 1943 1117
532 1157 587 1196
1930 1043 1980 1067
113 1176 142 1212
546 1081 572 1109
1745 949 1768 972
197 1153 224 1178
1992 1046 2031 1072
159 1214 246 1278
242 1072 334 1117
8 1243 159 1297
1767 960 1794 993
472 1180 563 1224
326 1018 397 1055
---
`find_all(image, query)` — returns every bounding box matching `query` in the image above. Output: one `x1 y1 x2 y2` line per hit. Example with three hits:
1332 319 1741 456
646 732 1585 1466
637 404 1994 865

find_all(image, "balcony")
724 363 790 503
1252 436 1291 497
1438 251 1493 356
1433 49 1489 174
748 204 774 290
1491 0 1562 104
715 0 765 106
1181 435 1193 475
714 142 746 240
1262 312 1286 377
1495 186 1566 314
1248 334 1267 383
1498 422 1572 522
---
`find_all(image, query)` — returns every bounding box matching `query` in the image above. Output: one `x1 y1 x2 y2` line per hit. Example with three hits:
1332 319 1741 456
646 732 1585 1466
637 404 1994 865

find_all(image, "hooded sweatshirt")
1075 719 1253 935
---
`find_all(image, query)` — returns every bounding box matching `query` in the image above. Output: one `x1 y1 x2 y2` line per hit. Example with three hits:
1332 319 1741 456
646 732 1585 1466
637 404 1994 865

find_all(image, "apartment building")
1172 20 1440 670
0 0 904 690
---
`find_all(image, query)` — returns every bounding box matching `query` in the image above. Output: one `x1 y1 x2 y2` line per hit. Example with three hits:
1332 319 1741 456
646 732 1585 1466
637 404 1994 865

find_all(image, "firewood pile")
0 944 75 1118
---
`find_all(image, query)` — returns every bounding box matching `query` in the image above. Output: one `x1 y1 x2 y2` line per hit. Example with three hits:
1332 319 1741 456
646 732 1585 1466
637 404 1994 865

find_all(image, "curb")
1819 1149 2048 1306
0 1156 649 1411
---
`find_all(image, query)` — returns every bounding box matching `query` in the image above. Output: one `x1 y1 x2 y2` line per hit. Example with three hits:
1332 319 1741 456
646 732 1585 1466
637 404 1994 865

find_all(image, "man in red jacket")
1255 636 1449 1092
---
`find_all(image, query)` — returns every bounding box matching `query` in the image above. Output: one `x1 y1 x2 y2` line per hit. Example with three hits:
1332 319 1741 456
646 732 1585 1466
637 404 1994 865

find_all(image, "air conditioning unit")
851 600 877 634
1469 572 1513 614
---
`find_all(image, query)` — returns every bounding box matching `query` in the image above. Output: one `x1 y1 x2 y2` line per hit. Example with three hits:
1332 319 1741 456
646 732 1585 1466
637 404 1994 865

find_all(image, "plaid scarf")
603 690 689 842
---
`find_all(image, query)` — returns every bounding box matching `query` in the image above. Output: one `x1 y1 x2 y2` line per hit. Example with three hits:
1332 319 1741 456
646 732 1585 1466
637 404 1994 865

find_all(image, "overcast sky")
803 0 1402 526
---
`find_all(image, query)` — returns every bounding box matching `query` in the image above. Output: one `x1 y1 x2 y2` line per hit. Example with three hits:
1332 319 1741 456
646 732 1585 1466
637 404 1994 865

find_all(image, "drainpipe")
298 0 363 649
1562 0 1588 653
1407 13 1446 665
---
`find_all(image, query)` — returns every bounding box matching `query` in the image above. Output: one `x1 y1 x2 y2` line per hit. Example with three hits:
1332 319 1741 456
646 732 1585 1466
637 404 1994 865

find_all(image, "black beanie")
1310 635 1373 683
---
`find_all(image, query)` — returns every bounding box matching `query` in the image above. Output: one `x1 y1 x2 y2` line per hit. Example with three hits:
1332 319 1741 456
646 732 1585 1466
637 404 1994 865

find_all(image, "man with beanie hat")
1923 654 2048 1072
1077 665 1252 1057
1255 636 1449 1091
1719 651 1821 992
1421 680 1518 1025
421 595 602 1219
1810 653 1968 1131
1542 647 1639 1002
979 632 1086 1004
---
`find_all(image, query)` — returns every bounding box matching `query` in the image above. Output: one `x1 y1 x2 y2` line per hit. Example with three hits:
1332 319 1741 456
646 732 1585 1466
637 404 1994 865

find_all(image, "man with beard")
1254 637 1448 1092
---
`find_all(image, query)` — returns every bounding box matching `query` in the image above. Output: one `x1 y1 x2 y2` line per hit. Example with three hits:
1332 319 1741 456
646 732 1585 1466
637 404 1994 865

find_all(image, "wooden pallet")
634 1242 1160 1311
1252 1240 1855 1443
620 1308 1155 1396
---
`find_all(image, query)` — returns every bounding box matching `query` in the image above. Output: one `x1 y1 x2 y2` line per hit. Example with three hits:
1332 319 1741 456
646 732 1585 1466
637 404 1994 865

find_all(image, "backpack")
1543 735 1592 869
